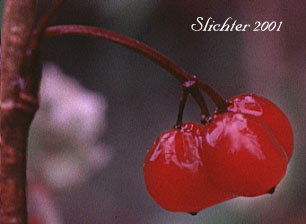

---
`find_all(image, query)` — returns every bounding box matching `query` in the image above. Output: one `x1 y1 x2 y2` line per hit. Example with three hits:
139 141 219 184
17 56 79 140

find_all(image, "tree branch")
0 1 37 224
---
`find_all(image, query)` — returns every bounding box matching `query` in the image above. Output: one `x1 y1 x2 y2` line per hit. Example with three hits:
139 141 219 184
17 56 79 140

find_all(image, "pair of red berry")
143 94 293 214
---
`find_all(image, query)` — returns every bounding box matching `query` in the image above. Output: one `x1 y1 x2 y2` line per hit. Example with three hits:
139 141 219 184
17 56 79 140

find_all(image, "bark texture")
0 1 36 224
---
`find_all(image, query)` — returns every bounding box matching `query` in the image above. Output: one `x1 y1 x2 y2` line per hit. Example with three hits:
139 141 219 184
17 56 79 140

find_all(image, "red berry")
202 112 288 197
226 94 294 161
143 122 233 213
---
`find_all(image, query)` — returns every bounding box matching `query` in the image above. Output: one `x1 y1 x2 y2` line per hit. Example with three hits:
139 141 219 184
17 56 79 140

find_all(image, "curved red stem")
43 25 228 111
35 0 66 41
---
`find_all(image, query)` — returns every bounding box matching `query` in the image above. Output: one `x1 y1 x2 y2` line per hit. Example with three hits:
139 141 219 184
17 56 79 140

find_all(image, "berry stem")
43 25 228 111
35 0 66 38
174 81 210 128
190 85 210 124
174 82 191 129
28 0 65 51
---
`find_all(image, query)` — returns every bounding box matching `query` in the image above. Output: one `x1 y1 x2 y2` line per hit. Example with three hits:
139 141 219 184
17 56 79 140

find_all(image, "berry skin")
143 122 233 213
202 112 288 197
226 94 294 161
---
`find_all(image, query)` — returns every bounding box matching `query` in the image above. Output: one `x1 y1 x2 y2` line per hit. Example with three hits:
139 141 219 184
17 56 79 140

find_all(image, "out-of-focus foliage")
29 63 110 191
27 63 111 223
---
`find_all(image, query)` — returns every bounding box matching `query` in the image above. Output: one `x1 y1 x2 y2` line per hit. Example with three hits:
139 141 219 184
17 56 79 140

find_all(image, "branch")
0 1 36 224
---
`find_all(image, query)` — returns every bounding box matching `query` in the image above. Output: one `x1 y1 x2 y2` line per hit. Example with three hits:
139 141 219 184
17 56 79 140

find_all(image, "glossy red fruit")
143 122 233 213
226 94 294 161
202 112 288 197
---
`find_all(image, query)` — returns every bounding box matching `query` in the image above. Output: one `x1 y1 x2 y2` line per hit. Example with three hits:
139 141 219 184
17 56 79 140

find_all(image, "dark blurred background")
1 0 306 223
